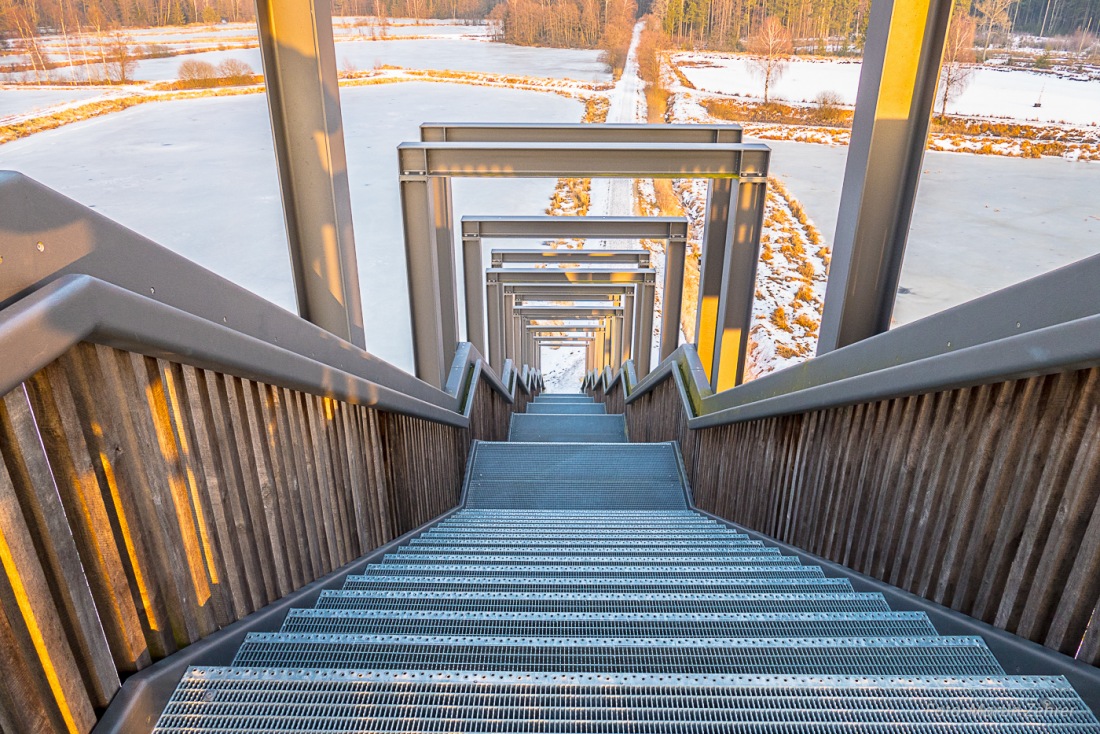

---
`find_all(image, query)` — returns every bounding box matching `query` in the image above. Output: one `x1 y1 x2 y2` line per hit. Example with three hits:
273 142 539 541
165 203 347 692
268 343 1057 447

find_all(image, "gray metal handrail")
593 252 1100 427
0 171 539 424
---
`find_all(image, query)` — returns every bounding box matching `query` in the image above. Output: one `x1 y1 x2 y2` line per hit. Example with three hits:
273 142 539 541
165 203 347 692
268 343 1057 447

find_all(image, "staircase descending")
153 392 1100 732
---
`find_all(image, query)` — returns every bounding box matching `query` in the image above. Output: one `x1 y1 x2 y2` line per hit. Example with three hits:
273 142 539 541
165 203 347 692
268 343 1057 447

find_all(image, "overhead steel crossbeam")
490 249 652 267
510 303 629 372
514 310 620 369
488 268 652 376
399 128 768 391
420 122 744 143
460 215 687 377
495 283 646 376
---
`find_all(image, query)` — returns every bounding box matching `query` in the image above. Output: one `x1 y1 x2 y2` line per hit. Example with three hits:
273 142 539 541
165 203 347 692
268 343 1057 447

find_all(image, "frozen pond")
0 82 583 371
678 55 1100 126
0 87 104 117
127 37 609 82
761 138 1100 326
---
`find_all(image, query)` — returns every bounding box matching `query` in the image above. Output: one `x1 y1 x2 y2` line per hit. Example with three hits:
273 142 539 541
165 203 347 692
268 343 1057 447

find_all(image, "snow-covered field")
676 54 1100 126
0 87 104 116
123 38 609 82
763 138 1100 326
0 82 585 371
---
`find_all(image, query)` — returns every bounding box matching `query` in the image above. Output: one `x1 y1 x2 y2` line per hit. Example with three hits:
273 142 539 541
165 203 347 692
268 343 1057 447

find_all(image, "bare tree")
975 0 1013 59
937 13 976 116
104 30 138 83
746 16 792 104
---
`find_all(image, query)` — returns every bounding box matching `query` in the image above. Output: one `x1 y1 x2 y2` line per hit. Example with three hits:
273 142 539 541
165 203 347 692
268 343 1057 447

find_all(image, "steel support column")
695 178 731 377
622 291 635 363
636 280 656 377
661 239 687 360
710 174 769 390
610 313 623 369
256 0 364 348
816 0 954 354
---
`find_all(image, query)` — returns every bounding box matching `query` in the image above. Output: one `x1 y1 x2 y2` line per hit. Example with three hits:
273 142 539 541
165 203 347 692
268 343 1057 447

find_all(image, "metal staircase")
152 393 1100 732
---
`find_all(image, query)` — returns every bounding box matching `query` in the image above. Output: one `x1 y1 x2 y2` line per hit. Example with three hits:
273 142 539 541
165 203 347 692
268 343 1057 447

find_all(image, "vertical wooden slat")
203 371 267 612
24 364 151 674
0 390 119 707
304 395 344 567
951 376 1044 615
239 379 293 597
0 452 97 733
179 366 251 621
56 348 175 658
117 350 212 642
996 369 1100 634
1017 388 1100 642
222 376 282 602
259 385 309 588
156 360 233 630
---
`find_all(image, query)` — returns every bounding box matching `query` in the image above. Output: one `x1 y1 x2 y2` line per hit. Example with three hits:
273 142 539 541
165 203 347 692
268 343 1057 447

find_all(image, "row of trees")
639 0 1096 50
646 0 870 51
0 0 255 34
488 0 637 71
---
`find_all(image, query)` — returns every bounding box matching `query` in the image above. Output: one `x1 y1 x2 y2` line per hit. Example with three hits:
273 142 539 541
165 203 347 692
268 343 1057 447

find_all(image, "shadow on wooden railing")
586 253 1100 674
0 172 538 733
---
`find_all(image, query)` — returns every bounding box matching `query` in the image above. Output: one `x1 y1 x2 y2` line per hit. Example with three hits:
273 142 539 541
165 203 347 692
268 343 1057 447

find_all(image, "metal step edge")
315 591 888 602
238 633 993 649
283 610 931 623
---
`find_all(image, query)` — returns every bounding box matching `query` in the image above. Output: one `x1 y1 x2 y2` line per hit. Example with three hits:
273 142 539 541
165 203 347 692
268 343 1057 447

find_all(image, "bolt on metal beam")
816 0 954 354
256 0 364 348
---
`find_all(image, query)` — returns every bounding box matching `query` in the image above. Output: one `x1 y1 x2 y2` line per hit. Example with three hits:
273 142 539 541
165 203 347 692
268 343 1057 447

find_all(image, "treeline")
0 0 491 46
643 0 870 51
992 0 1098 38
639 0 1097 51
0 0 255 41
488 0 637 71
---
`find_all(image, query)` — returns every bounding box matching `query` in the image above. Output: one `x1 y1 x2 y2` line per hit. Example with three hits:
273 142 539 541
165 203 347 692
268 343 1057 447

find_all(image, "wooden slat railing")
606 360 1100 668
0 341 525 733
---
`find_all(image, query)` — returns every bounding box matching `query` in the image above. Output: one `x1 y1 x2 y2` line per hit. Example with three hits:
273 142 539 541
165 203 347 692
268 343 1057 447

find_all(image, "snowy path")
588 20 646 225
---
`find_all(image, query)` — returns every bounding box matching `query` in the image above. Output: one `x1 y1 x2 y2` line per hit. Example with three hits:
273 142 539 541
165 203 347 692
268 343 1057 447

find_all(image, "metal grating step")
279 610 939 638
393 543 765 554
526 402 607 414
444 509 710 519
464 443 687 510
338 576 856 594
155 670 1100 734
509 414 628 442
313 590 895 614
231 634 1005 676
355 564 819 579
415 533 744 543
389 552 784 564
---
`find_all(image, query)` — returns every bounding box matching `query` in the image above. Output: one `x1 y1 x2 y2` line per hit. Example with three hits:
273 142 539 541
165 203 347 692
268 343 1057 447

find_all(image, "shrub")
770 306 791 331
217 58 254 85
178 59 218 87
812 90 847 125
794 312 817 330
